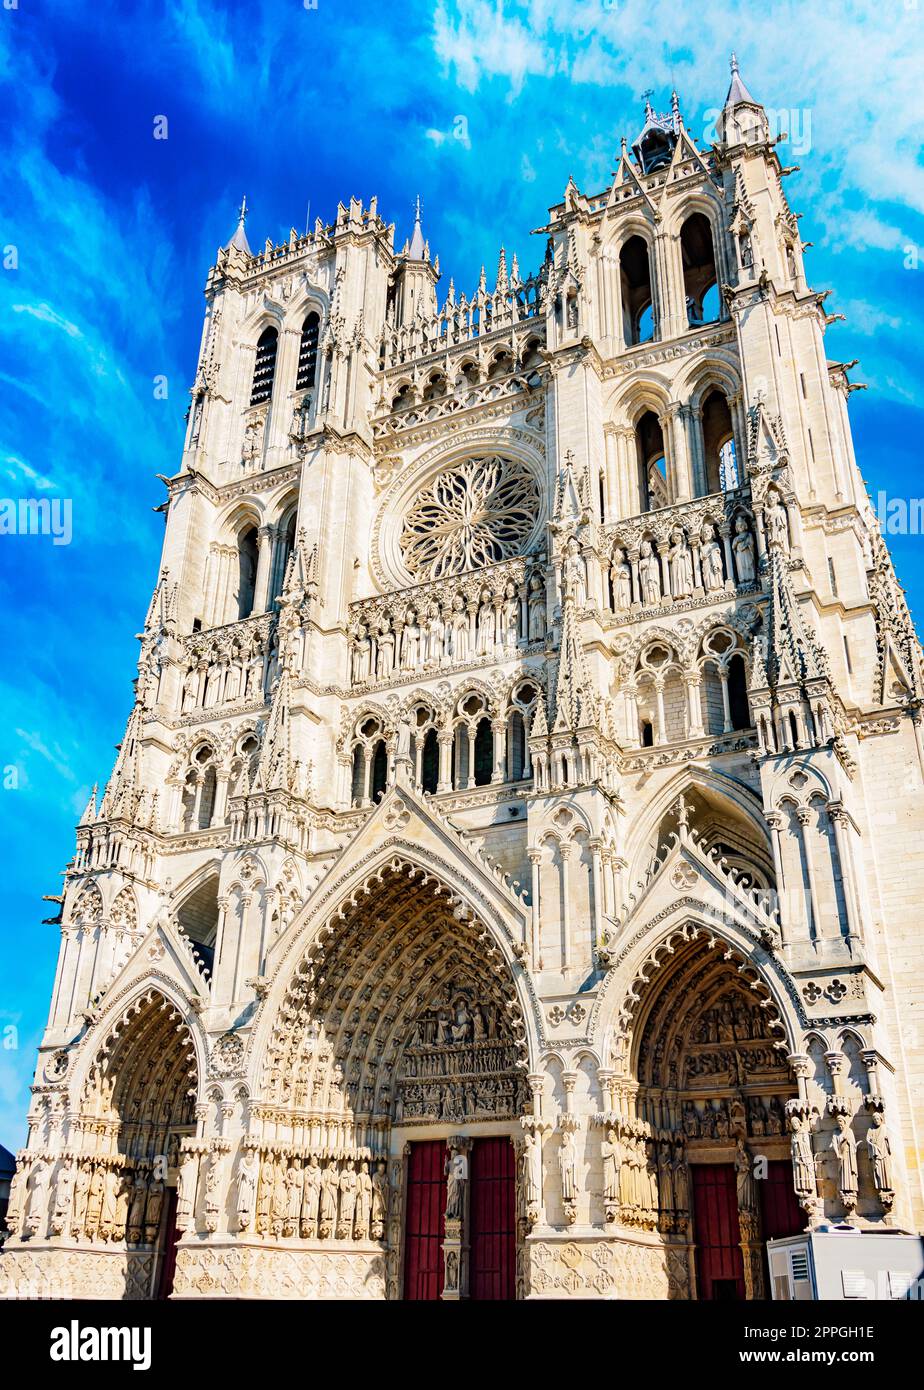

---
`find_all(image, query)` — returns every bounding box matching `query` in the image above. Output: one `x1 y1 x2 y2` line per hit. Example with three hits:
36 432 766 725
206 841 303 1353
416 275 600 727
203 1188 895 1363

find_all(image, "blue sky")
0 0 922 1147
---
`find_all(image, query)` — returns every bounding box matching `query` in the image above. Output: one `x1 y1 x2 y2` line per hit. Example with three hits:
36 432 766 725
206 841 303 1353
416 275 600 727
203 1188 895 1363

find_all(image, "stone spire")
407 195 427 261
724 52 758 109
225 195 252 256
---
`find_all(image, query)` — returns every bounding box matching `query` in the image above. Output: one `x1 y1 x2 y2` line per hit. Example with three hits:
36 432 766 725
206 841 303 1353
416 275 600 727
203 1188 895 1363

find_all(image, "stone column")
765 812 789 947
559 842 574 971
253 524 275 615
491 719 506 784
527 849 542 970
829 806 864 947
437 731 453 793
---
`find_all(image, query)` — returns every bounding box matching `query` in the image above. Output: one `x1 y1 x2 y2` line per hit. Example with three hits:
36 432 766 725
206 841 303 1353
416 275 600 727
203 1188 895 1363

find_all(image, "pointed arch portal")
606 926 802 1299
258 857 528 1299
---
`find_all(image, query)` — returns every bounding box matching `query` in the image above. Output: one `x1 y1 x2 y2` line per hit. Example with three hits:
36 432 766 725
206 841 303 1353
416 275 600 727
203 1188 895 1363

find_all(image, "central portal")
402 1138 516 1301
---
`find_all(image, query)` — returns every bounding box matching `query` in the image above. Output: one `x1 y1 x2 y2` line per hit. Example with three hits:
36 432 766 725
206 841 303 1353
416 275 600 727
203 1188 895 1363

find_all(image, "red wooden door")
403 1141 447 1301
156 1188 179 1300
760 1159 805 1239
692 1163 746 1300
469 1137 516 1301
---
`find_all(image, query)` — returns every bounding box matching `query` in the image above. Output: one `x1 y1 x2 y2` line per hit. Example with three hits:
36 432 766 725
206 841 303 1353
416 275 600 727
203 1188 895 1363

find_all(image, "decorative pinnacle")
730 52 739 75
237 194 248 225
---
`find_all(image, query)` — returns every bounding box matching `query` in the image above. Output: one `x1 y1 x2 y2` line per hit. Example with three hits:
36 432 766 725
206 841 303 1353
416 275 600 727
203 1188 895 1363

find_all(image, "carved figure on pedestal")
733 516 756 585
300 1154 321 1237
700 522 725 592
864 1113 894 1209
236 1148 258 1231
611 547 632 611
371 1160 389 1240
669 527 694 599
445 1149 469 1221
639 539 661 606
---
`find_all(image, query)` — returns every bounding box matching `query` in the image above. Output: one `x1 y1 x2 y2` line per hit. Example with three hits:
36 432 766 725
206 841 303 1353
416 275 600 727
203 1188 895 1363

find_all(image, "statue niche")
394 982 527 1125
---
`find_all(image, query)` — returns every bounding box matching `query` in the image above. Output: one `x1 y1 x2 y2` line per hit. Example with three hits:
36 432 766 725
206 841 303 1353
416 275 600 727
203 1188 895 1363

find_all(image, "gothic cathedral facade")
3 61 923 1302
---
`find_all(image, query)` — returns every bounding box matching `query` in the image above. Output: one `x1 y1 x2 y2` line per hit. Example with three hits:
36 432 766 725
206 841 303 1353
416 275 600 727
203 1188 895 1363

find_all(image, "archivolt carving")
78 987 199 1164
259 861 529 1134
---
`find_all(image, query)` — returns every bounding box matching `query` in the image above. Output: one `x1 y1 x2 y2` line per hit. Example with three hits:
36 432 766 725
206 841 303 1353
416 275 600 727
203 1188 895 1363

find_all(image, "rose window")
399 455 540 579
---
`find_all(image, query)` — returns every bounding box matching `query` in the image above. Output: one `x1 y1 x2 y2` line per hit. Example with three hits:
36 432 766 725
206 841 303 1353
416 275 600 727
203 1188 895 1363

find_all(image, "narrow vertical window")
827 557 838 597
250 327 278 405
296 312 320 390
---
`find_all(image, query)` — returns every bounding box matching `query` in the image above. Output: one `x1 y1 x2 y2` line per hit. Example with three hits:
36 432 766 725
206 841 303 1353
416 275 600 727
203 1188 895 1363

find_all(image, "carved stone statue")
734 1138 757 1214
284 1158 302 1234
610 547 632 611
832 1113 858 1207
127 1168 148 1243
788 1112 815 1196
337 1158 358 1237
671 1140 689 1215
236 1149 259 1231
50 1161 74 1236
765 494 790 551
564 537 587 607
523 1128 543 1210
71 1161 91 1238
601 1127 621 1204
558 1128 578 1205
371 1160 389 1239
445 1149 469 1221
401 609 420 669
144 1176 165 1243
450 594 470 661
639 539 661 606
353 624 371 682
864 1113 894 1204
354 1160 373 1238
376 620 395 679
319 1159 339 1236
700 522 725 592
527 572 546 641
176 1150 199 1230
300 1153 322 1236
476 590 495 655
669 527 694 599
25 1159 49 1237
733 515 756 585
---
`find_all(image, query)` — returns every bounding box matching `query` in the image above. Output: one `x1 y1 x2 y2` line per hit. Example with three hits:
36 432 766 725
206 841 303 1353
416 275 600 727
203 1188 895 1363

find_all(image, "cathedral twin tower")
2 60 922 1302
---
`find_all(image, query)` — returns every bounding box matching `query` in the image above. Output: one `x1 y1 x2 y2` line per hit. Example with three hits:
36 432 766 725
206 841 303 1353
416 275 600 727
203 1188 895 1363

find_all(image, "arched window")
371 739 388 802
508 711 526 781
351 745 364 805
250 327 279 406
237 526 259 619
198 766 217 829
636 411 668 512
728 654 751 730
620 236 655 346
421 728 439 794
641 719 654 747
473 718 493 787
700 390 736 496
681 213 719 326
296 312 320 391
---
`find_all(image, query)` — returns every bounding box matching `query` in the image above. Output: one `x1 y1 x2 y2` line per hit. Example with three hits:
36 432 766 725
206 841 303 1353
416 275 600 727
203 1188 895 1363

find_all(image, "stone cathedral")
3 60 923 1303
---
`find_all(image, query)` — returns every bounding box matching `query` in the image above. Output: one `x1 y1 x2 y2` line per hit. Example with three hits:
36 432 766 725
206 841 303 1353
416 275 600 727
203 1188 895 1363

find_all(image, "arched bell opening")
611 930 800 1301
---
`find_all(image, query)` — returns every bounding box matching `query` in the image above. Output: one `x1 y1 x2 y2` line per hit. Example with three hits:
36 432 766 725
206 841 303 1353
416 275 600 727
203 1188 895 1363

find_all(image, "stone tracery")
399 455 540 579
